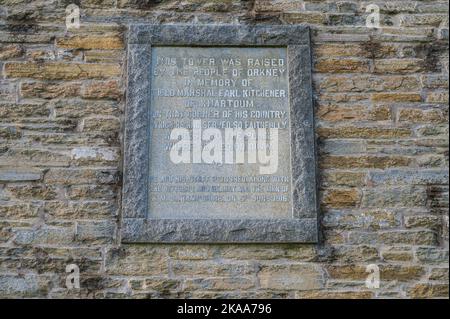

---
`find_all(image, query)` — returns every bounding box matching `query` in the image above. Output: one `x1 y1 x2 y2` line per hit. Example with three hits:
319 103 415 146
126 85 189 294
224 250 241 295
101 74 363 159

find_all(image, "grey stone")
369 169 449 186
122 218 317 243
122 43 151 219
0 170 42 182
0 274 48 297
320 140 366 155
415 247 449 263
361 186 428 208
13 226 75 245
288 44 319 219
76 220 115 243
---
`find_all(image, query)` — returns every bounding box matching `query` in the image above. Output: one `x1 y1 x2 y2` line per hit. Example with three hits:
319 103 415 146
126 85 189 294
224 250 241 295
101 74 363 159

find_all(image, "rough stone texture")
0 0 448 299
123 218 317 243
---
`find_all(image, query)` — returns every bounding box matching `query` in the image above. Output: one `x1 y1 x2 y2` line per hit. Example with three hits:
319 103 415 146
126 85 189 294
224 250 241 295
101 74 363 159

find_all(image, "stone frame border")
122 24 318 243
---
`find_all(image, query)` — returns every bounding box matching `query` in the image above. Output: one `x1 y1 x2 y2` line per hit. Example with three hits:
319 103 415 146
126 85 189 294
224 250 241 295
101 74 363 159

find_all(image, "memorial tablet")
122 25 318 243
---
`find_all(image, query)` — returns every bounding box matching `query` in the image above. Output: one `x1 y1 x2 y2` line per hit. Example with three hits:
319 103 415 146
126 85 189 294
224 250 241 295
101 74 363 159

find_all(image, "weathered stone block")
318 74 420 93
0 102 50 118
8 184 59 200
81 117 121 132
426 91 449 104
255 0 303 12
70 147 119 166
381 247 414 262
82 81 122 100
318 127 411 139
361 186 428 207
369 169 449 186
105 246 169 276
4 62 121 80
172 260 257 277
320 140 366 155
317 104 392 122
53 100 119 119
0 44 23 59
415 247 449 264
0 126 21 139
184 277 255 291
138 277 182 292
0 274 49 298
371 92 422 102
84 50 123 63
323 210 400 230
399 108 448 123
400 14 448 27
349 230 439 246
44 201 116 219
0 170 42 182
258 264 324 290
321 171 367 187
295 290 374 299
21 82 81 99
331 245 379 263
326 264 425 281
408 283 449 298
321 155 411 169
76 220 115 244
429 268 449 281
405 215 441 231
420 74 449 89
322 188 361 208
67 185 116 200
0 202 41 219
315 58 370 73
217 245 320 262
56 36 124 50
374 59 425 74
282 12 328 24
44 168 119 185
13 226 75 246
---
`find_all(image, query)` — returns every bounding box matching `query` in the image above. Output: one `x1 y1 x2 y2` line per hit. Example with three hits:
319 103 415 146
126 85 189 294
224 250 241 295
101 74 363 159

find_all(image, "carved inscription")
148 47 292 219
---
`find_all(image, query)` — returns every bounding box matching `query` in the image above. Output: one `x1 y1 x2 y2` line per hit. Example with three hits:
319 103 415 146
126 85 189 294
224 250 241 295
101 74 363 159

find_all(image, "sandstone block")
318 127 411 139
321 155 411 169
82 80 122 100
5 62 121 80
21 82 81 99
408 283 449 298
56 36 124 50
0 44 23 59
258 264 324 290
105 246 169 276
315 58 370 73
322 188 361 208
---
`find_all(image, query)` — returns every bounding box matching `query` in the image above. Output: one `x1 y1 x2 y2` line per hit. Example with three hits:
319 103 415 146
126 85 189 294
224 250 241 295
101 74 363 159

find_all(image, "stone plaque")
149 46 291 219
122 25 318 243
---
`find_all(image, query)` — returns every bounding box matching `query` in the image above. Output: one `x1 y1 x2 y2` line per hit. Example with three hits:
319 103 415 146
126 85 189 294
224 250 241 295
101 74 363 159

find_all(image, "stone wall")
0 0 448 298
